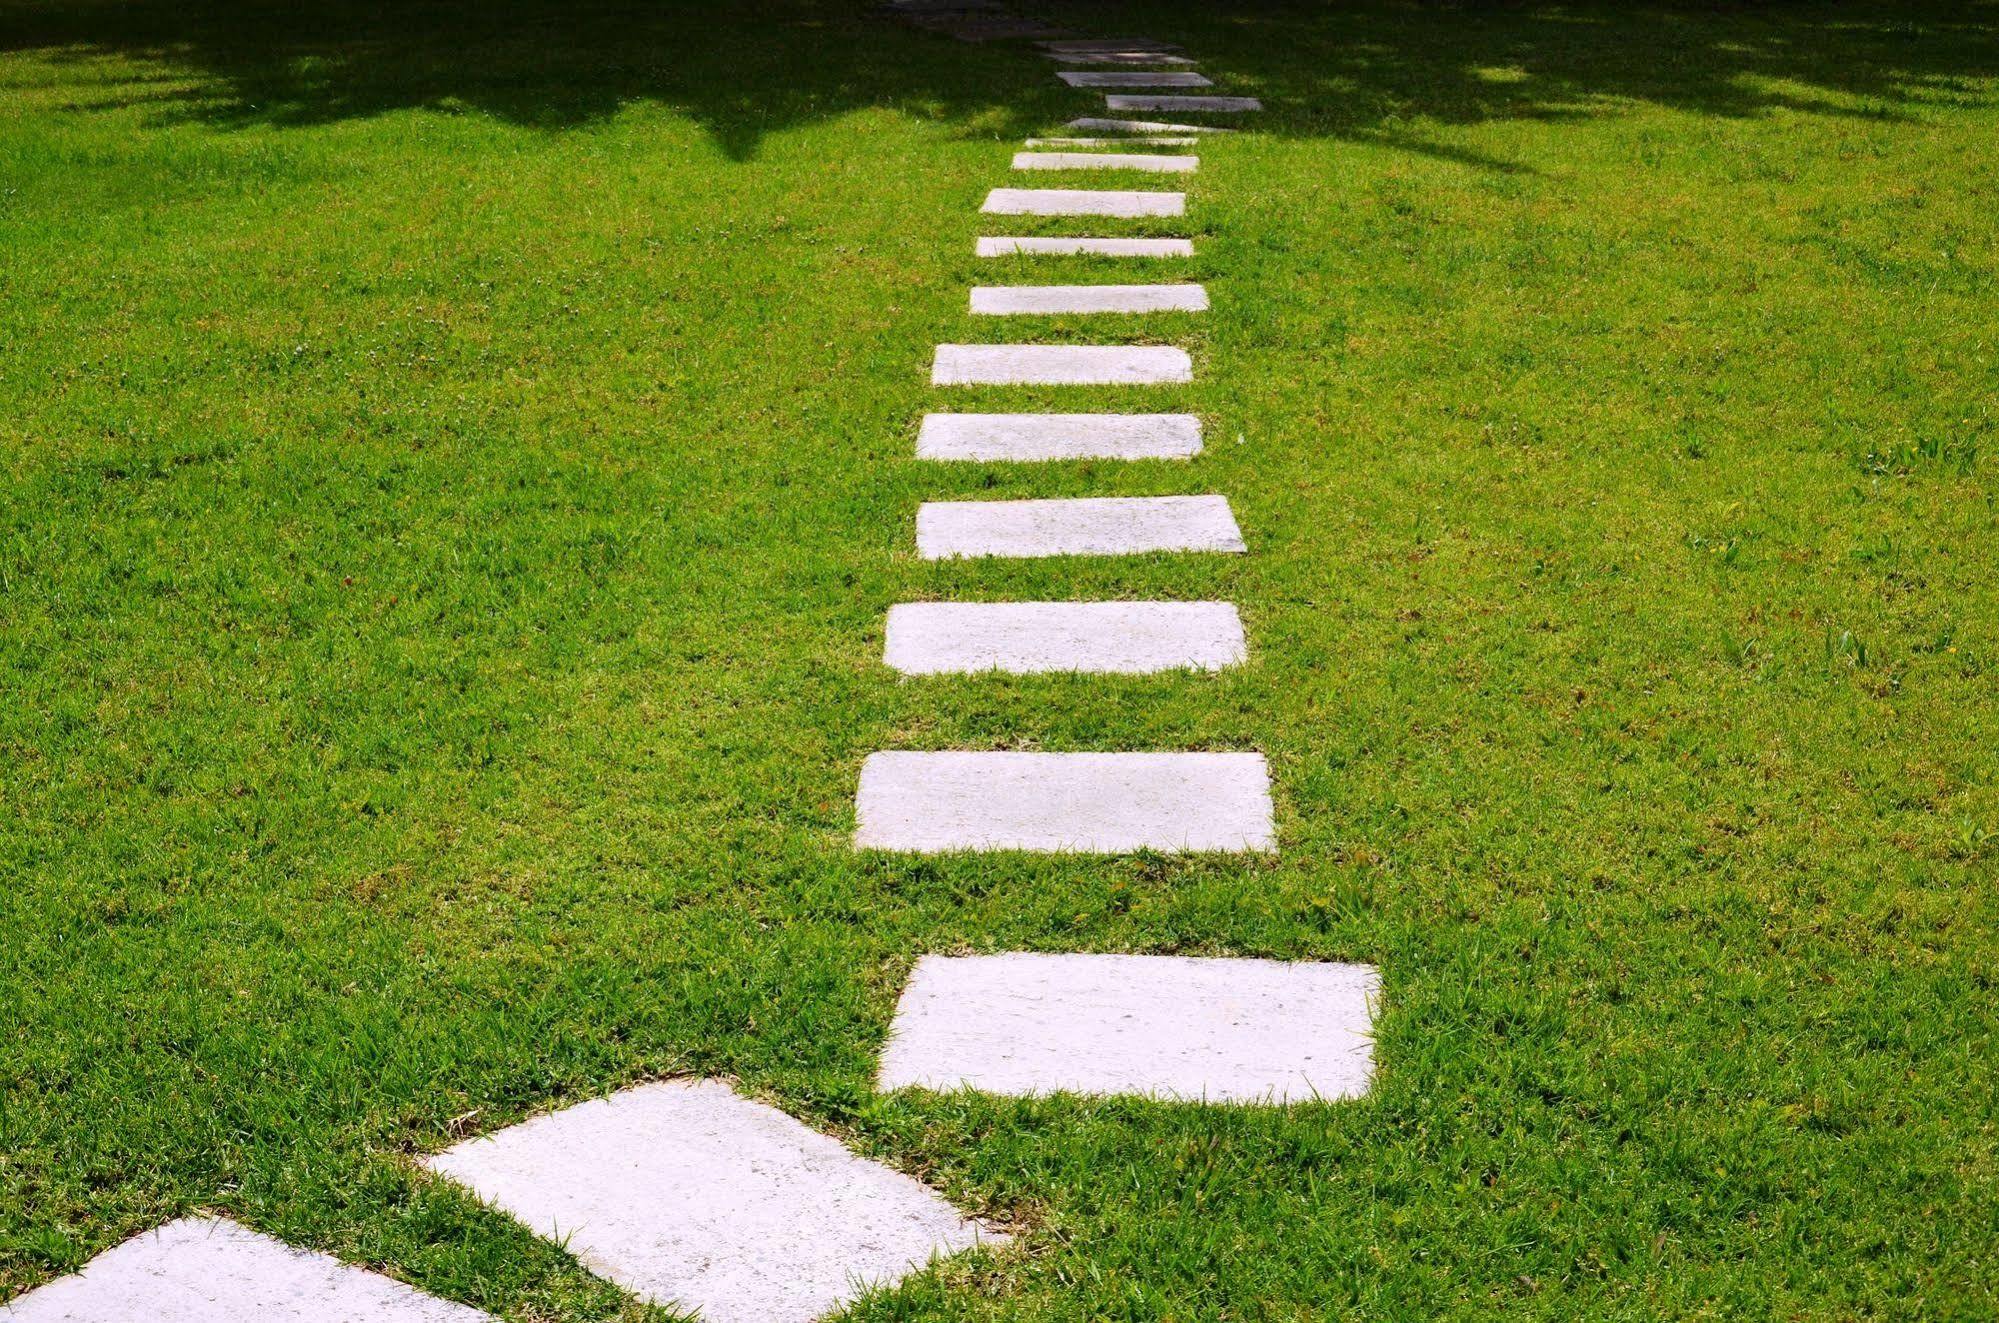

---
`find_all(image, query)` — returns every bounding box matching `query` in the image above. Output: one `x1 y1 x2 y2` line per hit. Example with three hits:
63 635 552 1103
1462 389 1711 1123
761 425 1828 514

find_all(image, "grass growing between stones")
3 0 1996 1317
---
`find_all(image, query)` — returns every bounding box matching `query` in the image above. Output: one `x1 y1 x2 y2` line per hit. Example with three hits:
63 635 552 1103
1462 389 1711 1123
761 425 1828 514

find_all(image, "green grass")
3 0 1997 1316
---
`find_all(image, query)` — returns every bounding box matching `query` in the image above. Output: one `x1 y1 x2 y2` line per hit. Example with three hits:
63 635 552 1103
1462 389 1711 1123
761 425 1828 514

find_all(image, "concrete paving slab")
917 412 1200 460
1105 94 1263 112
1013 151 1197 172
1068 116 1235 134
931 344 1192 385
982 187 1183 217
425 1081 1000 1323
878 954 1379 1102
975 236 1194 257
854 751 1275 852
885 601 1245 673
1022 136 1200 146
916 494 1242 558
0 1218 491 1323
1060 70 1213 88
970 284 1208 314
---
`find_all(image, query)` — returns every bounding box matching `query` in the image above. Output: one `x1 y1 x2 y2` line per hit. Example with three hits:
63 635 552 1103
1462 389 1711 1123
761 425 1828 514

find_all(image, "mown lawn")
2 0 1996 1317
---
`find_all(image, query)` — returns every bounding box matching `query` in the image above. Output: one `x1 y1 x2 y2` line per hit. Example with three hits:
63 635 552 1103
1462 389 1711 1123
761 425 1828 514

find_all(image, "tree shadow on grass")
1 0 1994 161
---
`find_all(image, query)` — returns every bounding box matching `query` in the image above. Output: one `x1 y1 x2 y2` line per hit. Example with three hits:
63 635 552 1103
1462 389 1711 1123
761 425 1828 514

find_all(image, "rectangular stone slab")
0 1218 492 1322
1059 70 1213 88
878 954 1379 1102
1105 94 1263 112
931 343 1192 386
916 494 1243 558
425 1081 1001 1323
1023 136 1200 146
1013 151 1197 172
1069 116 1235 134
1043 51 1196 65
885 601 1245 674
917 412 1201 460
854 751 1275 852
970 284 1208 315
1040 38 1183 53
975 236 1194 257
982 187 1183 217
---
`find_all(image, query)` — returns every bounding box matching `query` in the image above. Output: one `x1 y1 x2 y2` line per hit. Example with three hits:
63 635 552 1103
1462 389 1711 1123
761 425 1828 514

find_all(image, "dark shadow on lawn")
2 0 1994 161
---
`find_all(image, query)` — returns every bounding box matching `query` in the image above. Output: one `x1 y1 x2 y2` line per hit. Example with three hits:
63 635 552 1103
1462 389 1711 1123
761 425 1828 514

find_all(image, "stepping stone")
1040 38 1183 53
1013 151 1197 173
885 601 1245 674
976 236 1193 258
878 954 1379 1103
1106 94 1263 112
854 751 1275 852
970 284 1208 315
0 1217 491 1322
1023 136 1199 147
931 343 1192 386
1043 51 1196 66
425 1081 1000 1323
918 411 1201 460
1069 116 1235 134
981 187 1183 217
1059 70 1214 88
916 494 1243 558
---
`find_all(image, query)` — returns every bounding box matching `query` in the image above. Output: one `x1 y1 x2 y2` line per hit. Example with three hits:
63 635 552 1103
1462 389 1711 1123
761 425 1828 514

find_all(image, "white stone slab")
917 412 1201 461
424 1081 999 1323
1013 151 1197 173
1105 94 1263 112
931 344 1192 386
1059 70 1213 88
1044 51 1196 66
1023 136 1199 147
885 601 1245 674
970 284 1207 315
878 954 1378 1103
981 188 1183 217
917 495 1241 559
1069 116 1235 134
0 1218 491 1323
976 236 1194 258
854 751 1275 852
1040 38 1183 53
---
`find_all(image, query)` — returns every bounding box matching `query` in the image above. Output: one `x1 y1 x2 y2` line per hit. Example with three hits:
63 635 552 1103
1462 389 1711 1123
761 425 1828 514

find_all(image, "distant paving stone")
918 412 1201 460
975 236 1194 257
1059 70 1214 88
0 1218 491 1323
1069 116 1235 134
931 343 1192 385
1013 151 1197 172
878 954 1380 1102
885 601 1245 673
1043 50 1196 65
970 284 1208 315
916 494 1243 558
425 1081 1000 1323
1040 38 1183 53
854 751 1275 852
1106 94 1263 112
982 187 1184 217
1022 136 1200 147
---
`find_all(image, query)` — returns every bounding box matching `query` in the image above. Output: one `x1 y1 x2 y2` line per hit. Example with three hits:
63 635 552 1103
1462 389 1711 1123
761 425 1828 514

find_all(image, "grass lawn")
3 0 1997 1316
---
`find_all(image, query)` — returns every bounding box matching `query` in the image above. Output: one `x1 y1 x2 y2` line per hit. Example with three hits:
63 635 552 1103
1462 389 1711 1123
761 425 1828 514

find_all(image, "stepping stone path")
9 26 1379 1323
855 752 1276 852
885 601 1246 674
915 494 1245 558
425 1081 1002 1323
981 187 1184 217
917 412 1201 460
1058 70 1214 88
0 1217 492 1322
969 283 1208 314
976 235 1194 257
1012 150 1198 172
932 343 1192 385
880 955 1379 1102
